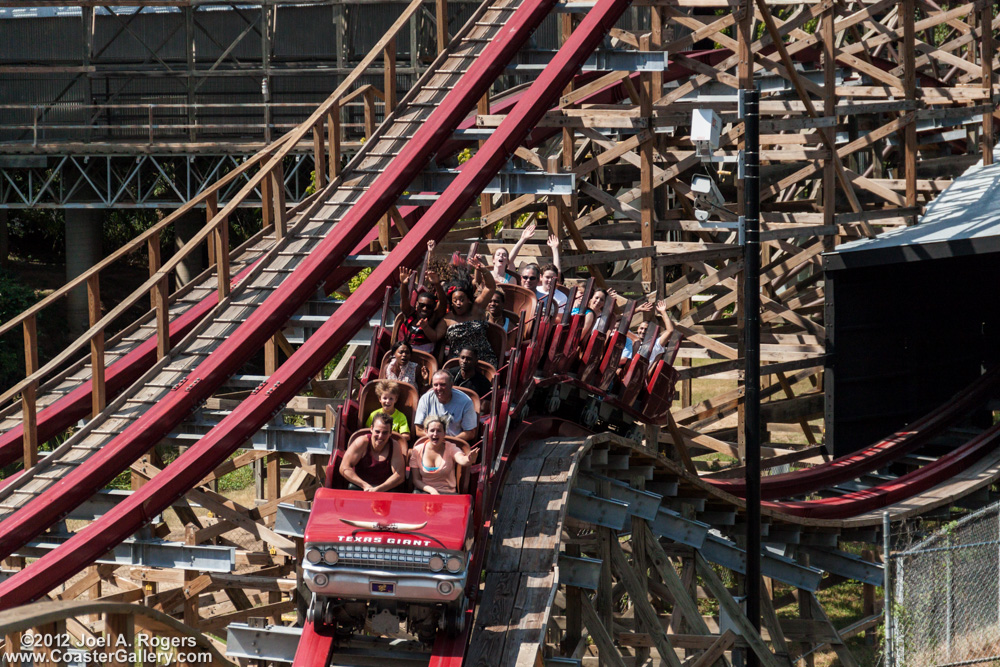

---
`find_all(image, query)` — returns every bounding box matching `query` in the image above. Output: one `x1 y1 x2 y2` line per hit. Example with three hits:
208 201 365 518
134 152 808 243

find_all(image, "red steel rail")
709 366 1000 500
770 419 1000 519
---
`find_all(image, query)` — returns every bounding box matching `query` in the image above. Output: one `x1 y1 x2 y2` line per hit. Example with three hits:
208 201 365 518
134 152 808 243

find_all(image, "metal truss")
0 152 317 208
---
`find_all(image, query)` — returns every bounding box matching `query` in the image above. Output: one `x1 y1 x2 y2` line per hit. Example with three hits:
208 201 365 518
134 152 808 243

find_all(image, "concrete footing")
174 210 205 286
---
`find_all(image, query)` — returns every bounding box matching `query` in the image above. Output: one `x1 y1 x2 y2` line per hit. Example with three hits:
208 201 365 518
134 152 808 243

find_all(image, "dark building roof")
825 153 1000 270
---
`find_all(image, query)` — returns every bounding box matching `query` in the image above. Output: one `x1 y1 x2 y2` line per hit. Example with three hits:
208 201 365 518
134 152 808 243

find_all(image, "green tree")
0 270 38 391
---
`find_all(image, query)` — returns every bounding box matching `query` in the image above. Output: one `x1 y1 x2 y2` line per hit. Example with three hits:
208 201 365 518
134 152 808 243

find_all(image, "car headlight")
446 555 464 573
429 555 445 572
306 548 322 564
323 549 339 565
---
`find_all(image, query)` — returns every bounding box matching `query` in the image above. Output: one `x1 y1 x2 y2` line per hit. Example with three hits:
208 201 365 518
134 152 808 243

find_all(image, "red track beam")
289 621 335 667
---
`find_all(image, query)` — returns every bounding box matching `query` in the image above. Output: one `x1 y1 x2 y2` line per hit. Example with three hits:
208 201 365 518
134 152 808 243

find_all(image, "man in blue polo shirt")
415 371 478 444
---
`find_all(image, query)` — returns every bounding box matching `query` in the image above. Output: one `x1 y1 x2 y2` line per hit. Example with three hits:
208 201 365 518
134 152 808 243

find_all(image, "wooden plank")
518 442 586 572
486 445 552 572
465 572 521 667
759 578 792 663
500 572 558 667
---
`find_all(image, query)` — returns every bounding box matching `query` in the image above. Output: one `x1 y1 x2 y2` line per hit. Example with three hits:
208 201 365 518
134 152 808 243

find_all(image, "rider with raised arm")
435 257 498 368
491 222 536 285
398 266 446 354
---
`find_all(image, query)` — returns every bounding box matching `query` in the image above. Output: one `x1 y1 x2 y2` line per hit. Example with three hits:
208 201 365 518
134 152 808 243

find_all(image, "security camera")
691 108 721 159
691 174 724 222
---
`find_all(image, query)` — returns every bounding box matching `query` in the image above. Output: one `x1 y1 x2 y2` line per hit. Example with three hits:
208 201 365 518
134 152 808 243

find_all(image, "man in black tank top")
339 414 405 492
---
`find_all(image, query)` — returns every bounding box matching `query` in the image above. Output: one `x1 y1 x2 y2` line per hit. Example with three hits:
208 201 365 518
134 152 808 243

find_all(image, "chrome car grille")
335 555 430 572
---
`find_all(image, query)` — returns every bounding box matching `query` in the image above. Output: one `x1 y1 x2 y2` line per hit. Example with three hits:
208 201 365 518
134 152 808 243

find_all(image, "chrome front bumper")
303 565 467 603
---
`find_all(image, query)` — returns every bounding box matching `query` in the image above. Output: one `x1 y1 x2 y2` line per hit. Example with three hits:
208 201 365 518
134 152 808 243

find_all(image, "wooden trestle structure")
1 0 999 665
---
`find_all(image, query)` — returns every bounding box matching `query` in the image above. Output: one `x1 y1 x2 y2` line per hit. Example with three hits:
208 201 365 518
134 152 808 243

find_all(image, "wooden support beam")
205 190 218 267
639 34 655 289
363 88 376 139
609 537 683 667
105 613 133 667
807 592 861 667
436 0 448 54
695 553 782 667
312 119 327 191
384 37 397 111
148 231 170 360
691 631 737 667
595 520 614 635
214 215 230 301
664 412 697 474
580 594 629 667
643 525 710 635
631 516 651 666
87 274 105 418
562 546 582 656
183 525 201 627
270 160 287 240
981 0 994 164
21 315 38 468
798 587 814 667
328 104 341 180
32 622 62 667
478 94 495 237
752 0 873 237
821 4 837 250
902 0 918 223
546 157 562 242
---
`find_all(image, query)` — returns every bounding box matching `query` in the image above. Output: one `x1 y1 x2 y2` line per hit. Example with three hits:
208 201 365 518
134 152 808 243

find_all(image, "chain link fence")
887 502 1000 666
